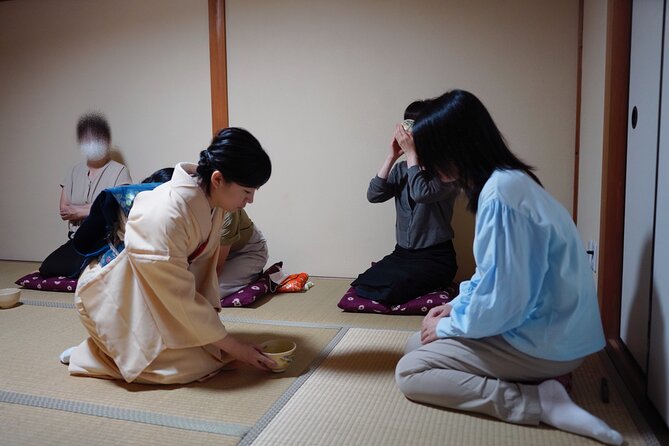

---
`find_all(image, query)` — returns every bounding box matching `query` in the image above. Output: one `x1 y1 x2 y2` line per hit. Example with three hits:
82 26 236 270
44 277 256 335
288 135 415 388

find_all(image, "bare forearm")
213 333 235 352
377 154 398 179
60 191 91 222
69 204 91 221
405 152 418 168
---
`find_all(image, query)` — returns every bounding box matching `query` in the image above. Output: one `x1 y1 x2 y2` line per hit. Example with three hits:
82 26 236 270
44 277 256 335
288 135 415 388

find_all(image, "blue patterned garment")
97 183 162 267
107 183 162 217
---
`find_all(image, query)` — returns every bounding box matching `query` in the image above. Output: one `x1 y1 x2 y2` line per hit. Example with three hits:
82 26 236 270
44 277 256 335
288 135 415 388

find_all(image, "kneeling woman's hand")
420 304 452 344
215 335 277 371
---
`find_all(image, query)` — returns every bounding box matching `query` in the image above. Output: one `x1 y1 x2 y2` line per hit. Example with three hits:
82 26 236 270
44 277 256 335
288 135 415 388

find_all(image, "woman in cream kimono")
61 128 276 384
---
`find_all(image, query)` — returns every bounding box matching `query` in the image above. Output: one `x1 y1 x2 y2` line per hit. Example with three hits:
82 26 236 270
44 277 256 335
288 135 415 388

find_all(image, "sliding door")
620 0 664 371
648 1 669 424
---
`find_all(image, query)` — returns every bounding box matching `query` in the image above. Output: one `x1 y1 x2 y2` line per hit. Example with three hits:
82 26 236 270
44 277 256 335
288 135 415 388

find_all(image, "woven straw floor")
0 260 656 445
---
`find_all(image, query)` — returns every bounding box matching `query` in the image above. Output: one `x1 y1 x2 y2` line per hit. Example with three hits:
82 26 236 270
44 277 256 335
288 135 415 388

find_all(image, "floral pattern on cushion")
220 277 271 307
15 272 77 293
220 262 286 307
337 286 456 315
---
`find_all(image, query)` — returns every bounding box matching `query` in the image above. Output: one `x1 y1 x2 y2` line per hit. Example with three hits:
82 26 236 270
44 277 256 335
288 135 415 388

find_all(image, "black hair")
141 167 174 184
413 89 541 212
196 127 271 194
77 112 111 142
404 100 426 121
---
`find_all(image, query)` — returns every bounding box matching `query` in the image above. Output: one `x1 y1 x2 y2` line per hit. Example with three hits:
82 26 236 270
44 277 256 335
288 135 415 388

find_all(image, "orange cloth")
277 273 309 292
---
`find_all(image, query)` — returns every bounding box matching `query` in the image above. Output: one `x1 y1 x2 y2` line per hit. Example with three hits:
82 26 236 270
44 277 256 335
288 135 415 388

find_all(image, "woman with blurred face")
60 113 132 238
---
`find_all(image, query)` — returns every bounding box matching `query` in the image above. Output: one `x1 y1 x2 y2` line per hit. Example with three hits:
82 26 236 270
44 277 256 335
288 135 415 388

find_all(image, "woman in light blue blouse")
394 90 623 446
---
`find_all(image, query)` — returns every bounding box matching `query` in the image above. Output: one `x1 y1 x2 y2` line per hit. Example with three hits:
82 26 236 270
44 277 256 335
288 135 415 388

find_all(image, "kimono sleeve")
122 195 227 349
220 211 241 246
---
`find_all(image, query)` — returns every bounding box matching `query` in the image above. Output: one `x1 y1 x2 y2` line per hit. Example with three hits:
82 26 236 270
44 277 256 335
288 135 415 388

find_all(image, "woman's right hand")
215 334 277 371
390 135 404 160
420 304 452 344
393 124 418 167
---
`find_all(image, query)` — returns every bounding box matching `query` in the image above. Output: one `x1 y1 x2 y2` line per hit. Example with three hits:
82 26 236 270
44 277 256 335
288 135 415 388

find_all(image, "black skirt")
351 240 457 305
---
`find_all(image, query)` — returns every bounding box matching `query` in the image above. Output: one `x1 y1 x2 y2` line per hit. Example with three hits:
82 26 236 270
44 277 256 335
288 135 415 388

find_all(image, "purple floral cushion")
220 262 285 308
15 272 78 293
220 277 271 307
337 286 456 315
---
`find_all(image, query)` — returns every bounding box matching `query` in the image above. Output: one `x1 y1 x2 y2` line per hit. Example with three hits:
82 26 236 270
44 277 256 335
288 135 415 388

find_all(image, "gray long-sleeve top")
367 161 458 250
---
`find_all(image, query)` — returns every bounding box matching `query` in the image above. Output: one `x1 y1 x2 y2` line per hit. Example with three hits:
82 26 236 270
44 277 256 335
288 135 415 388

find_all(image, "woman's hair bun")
196 127 271 194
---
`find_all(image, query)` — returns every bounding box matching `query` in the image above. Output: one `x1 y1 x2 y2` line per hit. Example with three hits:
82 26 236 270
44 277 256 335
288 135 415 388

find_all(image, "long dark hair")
413 89 541 212
196 127 271 194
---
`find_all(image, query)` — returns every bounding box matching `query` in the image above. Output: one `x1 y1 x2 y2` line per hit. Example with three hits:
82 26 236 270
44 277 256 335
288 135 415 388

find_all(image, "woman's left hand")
420 304 452 344
393 124 418 166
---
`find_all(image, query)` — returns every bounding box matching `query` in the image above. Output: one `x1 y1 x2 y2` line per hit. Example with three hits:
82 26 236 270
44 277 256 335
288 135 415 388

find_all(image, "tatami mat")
1 260 425 330
248 328 647 446
0 260 40 285
0 260 74 306
0 304 337 429
0 402 240 446
0 260 658 445
222 276 425 331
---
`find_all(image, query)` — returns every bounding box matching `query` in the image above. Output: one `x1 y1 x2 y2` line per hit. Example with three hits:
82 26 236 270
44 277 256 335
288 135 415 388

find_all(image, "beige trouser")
219 226 269 298
395 332 583 425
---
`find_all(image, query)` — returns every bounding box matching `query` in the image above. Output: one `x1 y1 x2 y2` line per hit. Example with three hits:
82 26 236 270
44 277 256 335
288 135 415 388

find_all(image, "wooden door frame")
599 2 630 340
208 0 228 135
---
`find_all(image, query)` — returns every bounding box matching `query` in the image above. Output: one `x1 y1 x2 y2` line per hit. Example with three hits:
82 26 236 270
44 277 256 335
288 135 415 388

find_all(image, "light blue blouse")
437 169 605 361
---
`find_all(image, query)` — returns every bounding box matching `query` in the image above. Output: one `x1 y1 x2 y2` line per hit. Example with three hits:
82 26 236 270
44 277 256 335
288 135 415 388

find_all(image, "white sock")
538 380 623 445
59 346 76 365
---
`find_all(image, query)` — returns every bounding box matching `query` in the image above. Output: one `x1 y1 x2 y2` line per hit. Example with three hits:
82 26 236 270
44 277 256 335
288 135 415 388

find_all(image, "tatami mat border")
238 327 350 446
219 315 417 332
9 298 662 445
0 389 250 437
20 299 76 309
19 300 418 332
10 301 357 443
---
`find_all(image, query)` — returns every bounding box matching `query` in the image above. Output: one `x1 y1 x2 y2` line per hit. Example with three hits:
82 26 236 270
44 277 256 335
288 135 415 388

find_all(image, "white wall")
577 0 608 284
1 0 581 282
0 0 212 261
226 0 579 278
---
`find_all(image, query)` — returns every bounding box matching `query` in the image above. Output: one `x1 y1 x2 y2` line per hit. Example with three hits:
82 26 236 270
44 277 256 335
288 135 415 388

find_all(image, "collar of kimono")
171 163 220 244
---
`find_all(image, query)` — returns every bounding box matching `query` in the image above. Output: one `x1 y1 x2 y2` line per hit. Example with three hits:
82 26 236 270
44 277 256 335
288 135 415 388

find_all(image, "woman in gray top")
351 101 459 305
60 113 132 238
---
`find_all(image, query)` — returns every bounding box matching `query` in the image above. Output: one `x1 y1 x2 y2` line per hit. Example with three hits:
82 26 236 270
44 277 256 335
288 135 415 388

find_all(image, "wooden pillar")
208 0 228 135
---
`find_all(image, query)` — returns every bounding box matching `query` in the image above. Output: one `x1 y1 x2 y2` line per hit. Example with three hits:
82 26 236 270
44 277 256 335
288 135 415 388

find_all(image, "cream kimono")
69 163 232 384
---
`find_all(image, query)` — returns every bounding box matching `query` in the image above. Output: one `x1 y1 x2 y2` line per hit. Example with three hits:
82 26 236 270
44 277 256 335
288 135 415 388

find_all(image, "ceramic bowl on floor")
261 339 296 373
0 288 21 309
